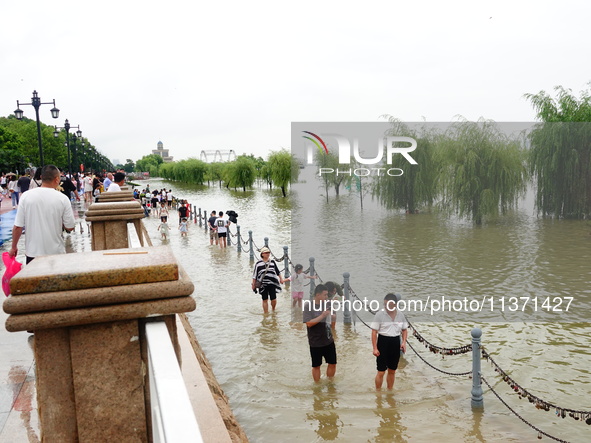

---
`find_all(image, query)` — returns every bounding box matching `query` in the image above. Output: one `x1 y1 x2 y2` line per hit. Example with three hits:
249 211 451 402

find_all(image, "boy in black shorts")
370 293 408 390
303 284 337 382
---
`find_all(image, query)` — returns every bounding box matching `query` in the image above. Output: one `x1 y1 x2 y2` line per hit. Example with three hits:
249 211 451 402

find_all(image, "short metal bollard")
471 328 484 409
343 272 351 324
283 246 289 278
308 257 316 299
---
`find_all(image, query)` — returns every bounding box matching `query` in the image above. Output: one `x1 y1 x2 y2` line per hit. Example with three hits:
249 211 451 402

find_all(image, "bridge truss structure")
199 149 237 163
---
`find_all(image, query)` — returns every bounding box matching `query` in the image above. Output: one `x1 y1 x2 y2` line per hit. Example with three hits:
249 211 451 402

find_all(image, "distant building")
152 141 174 162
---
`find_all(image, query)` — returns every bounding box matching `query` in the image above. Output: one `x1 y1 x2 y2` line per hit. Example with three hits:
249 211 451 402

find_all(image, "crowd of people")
4 170 407 390
1 169 132 212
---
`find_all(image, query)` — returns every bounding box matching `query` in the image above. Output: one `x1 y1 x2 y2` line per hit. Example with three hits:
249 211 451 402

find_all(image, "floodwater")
141 172 591 443
2 174 588 442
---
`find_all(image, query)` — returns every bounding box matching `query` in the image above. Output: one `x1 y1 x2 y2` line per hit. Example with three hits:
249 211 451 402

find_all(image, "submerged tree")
438 119 527 224
268 149 299 197
524 85 591 218
231 155 257 191
373 118 440 213
315 150 337 202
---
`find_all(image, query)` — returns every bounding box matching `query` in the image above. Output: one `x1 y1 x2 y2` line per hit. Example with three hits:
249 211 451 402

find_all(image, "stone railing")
3 199 198 442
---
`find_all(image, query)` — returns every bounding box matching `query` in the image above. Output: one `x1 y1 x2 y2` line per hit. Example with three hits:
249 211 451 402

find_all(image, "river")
139 170 590 443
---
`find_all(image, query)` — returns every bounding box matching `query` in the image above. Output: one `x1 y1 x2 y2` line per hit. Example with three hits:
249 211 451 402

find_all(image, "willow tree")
207 162 224 187
229 155 256 191
438 119 527 224
524 86 591 218
314 149 337 202
268 149 299 197
373 119 440 213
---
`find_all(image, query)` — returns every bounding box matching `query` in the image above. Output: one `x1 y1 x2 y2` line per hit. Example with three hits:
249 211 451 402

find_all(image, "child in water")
158 216 170 240
158 201 169 218
285 263 317 308
179 217 188 237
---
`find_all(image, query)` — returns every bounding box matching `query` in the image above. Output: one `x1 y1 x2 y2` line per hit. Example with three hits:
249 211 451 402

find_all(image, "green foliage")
0 126 24 172
259 164 273 188
315 150 338 202
0 115 111 173
438 119 527 224
525 85 591 218
136 154 164 173
123 159 135 173
373 119 441 213
159 158 207 184
229 155 256 191
205 162 224 187
268 149 298 197
0 116 68 170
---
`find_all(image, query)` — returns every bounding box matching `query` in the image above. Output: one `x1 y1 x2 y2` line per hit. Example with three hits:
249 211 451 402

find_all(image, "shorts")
259 285 277 301
292 291 304 300
218 232 227 238
209 230 217 239
376 334 401 372
310 342 337 367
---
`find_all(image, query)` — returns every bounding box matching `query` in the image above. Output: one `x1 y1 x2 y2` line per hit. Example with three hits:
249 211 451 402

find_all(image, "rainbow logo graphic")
302 131 329 155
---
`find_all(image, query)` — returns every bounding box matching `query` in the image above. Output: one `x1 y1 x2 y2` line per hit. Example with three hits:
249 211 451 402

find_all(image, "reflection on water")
373 393 406 443
139 178 590 443
255 314 280 349
308 383 342 441
9 365 39 443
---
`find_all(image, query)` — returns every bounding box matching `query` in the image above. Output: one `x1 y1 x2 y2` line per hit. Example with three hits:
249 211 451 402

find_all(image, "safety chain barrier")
481 348 591 425
349 286 376 314
346 275 588 440
481 376 571 443
406 341 472 377
408 321 472 356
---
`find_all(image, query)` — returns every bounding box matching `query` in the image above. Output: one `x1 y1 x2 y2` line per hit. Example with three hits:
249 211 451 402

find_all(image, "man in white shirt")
106 172 125 192
9 165 76 264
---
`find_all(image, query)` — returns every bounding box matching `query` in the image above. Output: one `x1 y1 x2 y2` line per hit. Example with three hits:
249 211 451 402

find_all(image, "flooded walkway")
0 201 236 442
2 182 591 442
0 201 92 441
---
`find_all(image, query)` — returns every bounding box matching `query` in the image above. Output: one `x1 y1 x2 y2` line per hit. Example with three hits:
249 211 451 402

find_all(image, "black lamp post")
79 139 86 172
14 90 60 167
71 134 80 174
53 119 81 176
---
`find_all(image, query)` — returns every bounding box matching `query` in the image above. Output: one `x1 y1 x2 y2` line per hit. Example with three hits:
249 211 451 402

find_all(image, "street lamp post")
14 90 60 167
79 139 86 172
53 119 81 176
71 134 79 174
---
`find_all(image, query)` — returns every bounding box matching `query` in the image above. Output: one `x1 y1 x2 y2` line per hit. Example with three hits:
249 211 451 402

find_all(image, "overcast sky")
2 0 589 165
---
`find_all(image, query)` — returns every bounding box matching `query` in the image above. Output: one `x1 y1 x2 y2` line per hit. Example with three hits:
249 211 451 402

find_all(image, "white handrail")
146 321 203 443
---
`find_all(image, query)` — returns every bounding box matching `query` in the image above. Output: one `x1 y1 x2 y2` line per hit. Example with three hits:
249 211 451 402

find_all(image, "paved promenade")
0 204 40 441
